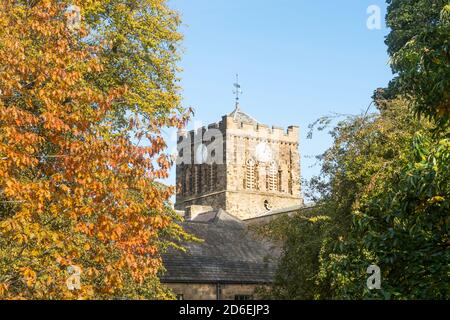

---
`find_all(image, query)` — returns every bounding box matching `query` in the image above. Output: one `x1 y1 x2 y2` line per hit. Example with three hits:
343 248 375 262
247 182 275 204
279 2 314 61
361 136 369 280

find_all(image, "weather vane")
233 74 243 104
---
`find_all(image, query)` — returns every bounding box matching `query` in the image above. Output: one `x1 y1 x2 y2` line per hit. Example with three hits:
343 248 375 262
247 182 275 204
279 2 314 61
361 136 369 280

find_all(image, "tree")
266 100 448 300
326 133 449 299
262 98 429 299
385 0 450 127
254 213 331 300
264 0 450 300
0 0 189 299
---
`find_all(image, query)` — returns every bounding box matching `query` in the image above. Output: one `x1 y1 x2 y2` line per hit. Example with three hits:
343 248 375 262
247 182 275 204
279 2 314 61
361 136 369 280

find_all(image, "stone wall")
164 283 261 300
165 283 217 300
225 191 302 220
220 284 260 300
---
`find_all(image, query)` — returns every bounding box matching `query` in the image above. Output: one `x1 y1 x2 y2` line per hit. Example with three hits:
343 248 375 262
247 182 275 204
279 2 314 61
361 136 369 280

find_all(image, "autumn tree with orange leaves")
0 0 191 299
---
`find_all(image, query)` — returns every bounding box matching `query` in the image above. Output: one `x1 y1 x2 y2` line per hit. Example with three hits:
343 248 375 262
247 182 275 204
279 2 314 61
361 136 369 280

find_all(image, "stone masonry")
175 104 303 220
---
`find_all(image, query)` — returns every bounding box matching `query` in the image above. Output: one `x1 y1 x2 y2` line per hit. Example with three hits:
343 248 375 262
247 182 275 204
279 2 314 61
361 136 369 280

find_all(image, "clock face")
255 142 273 162
195 144 208 164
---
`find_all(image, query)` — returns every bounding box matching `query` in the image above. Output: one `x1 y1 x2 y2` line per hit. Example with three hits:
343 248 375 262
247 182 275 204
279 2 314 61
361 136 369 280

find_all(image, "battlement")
222 114 299 142
178 111 300 143
178 113 299 146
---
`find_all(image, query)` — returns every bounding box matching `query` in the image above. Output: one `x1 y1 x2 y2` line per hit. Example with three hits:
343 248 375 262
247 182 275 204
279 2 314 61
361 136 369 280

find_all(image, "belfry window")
181 170 187 195
188 168 193 194
211 163 218 189
195 166 202 194
245 158 256 190
204 165 210 192
278 170 282 192
266 161 278 192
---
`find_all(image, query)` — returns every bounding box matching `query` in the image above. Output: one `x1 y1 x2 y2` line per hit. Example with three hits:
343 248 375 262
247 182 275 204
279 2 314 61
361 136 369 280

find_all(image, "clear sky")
164 0 393 198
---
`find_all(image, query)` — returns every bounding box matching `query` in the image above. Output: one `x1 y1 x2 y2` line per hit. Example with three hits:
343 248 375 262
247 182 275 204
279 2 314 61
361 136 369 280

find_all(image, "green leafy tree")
265 99 448 300
263 98 430 299
385 0 450 126
265 0 450 300
330 133 449 299
254 213 331 300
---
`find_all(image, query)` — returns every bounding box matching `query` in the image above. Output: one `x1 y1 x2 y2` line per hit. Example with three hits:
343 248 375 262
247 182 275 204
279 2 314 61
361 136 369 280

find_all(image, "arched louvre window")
245 158 257 190
288 173 293 195
195 166 202 194
204 165 210 192
210 163 218 189
266 161 278 192
181 168 187 195
184 167 192 195
278 170 283 192
188 167 193 194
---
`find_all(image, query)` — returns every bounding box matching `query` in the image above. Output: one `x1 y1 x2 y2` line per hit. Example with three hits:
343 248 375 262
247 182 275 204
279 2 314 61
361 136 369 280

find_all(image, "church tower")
175 79 303 220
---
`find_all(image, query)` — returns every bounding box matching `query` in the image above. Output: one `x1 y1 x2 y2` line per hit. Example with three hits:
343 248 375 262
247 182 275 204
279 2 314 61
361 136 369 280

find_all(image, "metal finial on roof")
228 74 259 124
233 74 243 108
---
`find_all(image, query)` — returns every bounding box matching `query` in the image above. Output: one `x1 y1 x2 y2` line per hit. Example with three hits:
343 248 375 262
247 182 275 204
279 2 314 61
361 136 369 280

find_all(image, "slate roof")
244 203 316 222
161 209 280 284
228 103 259 125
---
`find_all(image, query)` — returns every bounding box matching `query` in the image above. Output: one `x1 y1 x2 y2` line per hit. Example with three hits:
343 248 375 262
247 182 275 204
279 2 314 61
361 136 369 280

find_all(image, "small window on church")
176 294 184 300
264 200 272 211
235 295 253 300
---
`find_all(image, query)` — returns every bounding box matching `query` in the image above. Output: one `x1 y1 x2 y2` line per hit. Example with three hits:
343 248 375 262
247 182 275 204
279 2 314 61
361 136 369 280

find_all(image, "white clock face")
255 142 273 162
195 144 208 164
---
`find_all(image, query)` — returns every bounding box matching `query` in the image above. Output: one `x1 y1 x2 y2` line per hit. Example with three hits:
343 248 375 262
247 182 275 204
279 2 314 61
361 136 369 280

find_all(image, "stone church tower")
175 100 303 220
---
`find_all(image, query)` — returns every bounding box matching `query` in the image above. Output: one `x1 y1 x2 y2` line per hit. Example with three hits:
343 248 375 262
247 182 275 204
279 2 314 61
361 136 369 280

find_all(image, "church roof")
228 103 259 125
161 209 280 284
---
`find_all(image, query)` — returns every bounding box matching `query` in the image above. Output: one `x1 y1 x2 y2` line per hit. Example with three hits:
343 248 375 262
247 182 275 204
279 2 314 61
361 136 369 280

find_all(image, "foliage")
263 98 449 299
385 0 450 126
0 0 189 299
263 99 426 299
255 213 330 300
264 0 450 300
324 133 450 299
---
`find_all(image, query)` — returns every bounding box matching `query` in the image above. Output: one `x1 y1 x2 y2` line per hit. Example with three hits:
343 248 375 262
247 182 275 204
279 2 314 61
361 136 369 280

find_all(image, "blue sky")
164 0 393 197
